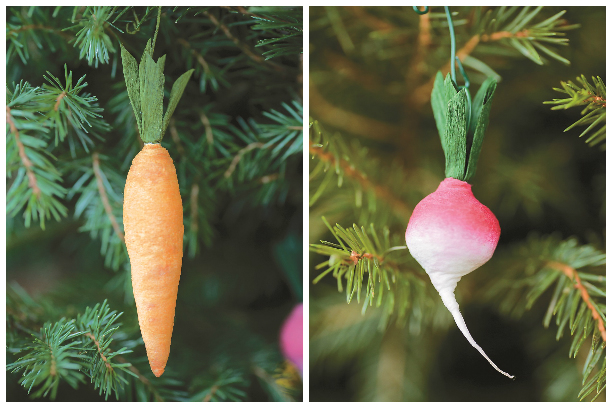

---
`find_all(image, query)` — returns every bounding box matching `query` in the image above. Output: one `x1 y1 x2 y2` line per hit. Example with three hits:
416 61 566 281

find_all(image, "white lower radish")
406 177 513 379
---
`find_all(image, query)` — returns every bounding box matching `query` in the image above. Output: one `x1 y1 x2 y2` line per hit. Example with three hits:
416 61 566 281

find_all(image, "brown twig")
202 10 286 73
260 173 279 184
54 91 67 111
547 261 606 342
323 49 382 92
7 24 73 41
407 11 432 82
177 38 211 75
114 355 164 402
199 111 214 145
202 385 219 402
348 7 394 32
309 141 412 220
310 85 399 140
409 29 534 107
224 142 265 179
190 183 199 235
220 6 296 25
84 332 113 371
168 118 186 158
92 153 124 242
7 106 41 198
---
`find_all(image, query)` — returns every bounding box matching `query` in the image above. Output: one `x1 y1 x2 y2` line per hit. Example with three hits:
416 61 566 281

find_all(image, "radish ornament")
405 72 514 379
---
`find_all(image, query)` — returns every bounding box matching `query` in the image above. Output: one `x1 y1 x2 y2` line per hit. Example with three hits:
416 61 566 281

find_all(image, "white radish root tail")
438 289 515 379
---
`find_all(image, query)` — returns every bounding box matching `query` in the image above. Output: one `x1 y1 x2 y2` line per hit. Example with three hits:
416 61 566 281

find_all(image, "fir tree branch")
6 107 41 198
544 75 606 147
411 7 578 106
310 219 437 329
202 10 286 73
114 355 164 402
177 38 211 76
309 138 413 221
224 142 265 179
310 85 400 140
83 331 113 371
547 260 606 342
485 234 605 401
92 152 124 242
408 10 432 81
190 182 200 238
199 111 214 145
168 118 186 158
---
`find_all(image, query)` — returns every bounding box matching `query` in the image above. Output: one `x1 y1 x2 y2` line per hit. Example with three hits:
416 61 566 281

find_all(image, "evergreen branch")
6 298 149 401
66 6 117 67
199 111 214 145
92 152 125 242
114 355 164 402
547 261 606 342
74 301 137 400
544 75 606 148
309 142 412 220
7 319 88 400
6 7 73 65
201 10 287 73
224 142 265 179
6 81 68 229
189 368 249 402
248 7 303 60
485 234 605 401
310 218 439 330
218 101 302 205
309 120 413 222
41 65 109 153
6 107 41 198
310 85 400 140
178 38 211 76
411 6 578 106
68 154 127 271
407 10 432 81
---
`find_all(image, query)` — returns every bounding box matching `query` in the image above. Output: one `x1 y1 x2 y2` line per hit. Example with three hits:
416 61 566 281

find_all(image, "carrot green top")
120 39 194 144
430 72 497 182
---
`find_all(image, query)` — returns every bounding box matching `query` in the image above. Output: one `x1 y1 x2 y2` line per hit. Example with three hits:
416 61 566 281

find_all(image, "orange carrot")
123 144 184 377
120 37 193 376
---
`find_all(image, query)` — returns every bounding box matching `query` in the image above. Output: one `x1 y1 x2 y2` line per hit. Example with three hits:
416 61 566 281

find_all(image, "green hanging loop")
413 6 429 15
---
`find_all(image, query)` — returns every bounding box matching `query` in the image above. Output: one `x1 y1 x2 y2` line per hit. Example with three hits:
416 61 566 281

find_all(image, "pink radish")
405 73 514 378
406 178 513 378
280 303 303 374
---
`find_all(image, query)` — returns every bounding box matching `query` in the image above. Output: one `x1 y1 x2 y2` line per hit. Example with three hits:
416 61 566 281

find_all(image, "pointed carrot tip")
152 367 165 377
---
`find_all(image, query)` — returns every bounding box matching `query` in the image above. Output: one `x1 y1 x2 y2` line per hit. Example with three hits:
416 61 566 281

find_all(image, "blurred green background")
309 6 604 402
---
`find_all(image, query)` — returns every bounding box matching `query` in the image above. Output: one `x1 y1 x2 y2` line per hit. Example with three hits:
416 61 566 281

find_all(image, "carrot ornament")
120 38 193 377
405 71 515 379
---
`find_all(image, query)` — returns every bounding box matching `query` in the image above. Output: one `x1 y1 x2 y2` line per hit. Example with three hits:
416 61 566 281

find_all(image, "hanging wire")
413 6 472 126
444 6 472 130
444 6 470 93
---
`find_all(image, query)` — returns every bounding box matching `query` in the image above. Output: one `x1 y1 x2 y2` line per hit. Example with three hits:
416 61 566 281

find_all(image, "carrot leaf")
121 37 194 144
465 77 497 181
161 68 195 138
120 43 142 136
139 52 165 143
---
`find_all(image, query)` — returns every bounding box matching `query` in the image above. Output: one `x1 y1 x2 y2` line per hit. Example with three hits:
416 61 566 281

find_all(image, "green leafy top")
430 72 497 182
120 39 194 144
